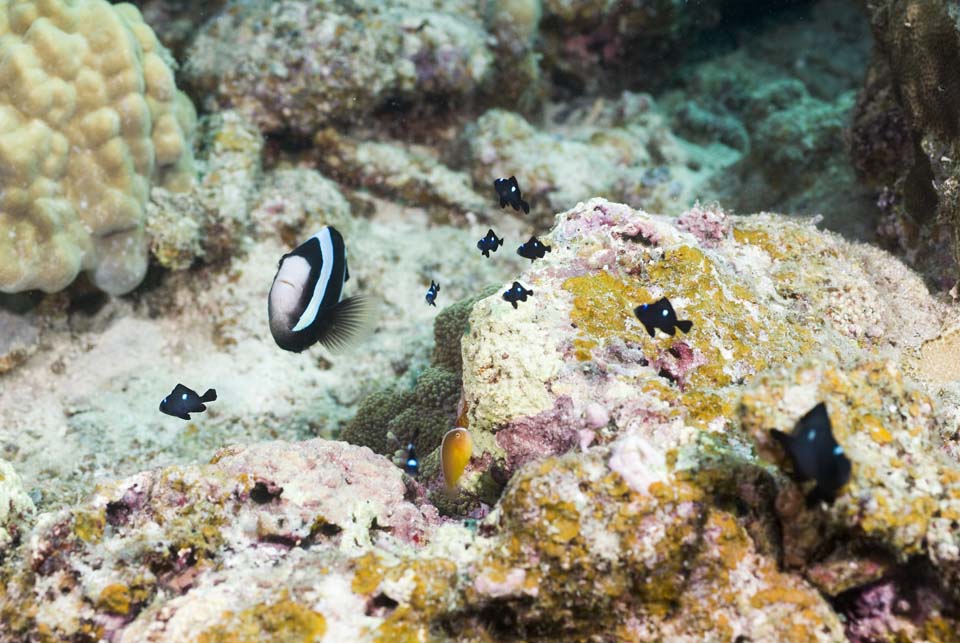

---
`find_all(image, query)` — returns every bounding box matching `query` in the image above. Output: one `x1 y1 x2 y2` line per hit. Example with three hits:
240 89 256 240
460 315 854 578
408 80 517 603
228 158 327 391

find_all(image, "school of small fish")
155 174 852 505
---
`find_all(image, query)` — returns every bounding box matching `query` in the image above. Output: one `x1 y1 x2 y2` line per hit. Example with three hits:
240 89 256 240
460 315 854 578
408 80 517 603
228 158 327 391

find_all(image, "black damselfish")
770 402 852 506
494 176 530 214
268 226 373 353
404 443 419 476
502 281 533 309
633 297 693 338
160 384 217 421
426 280 440 307
477 228 504 258
517 235 551 262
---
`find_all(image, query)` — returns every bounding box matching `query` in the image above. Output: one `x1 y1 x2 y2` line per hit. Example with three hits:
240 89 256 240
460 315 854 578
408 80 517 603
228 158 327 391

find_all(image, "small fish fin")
200 389 217 403
520 199 530 214
642 322 656 338
197 404 207 413
344 263 350 282
510 300 518 309
664 325 676 336
676 320 693 334
805 484 835 508
769 428 792 450
482 249 490 257
499 197 508 208
177 413 191 421
314 295 377 353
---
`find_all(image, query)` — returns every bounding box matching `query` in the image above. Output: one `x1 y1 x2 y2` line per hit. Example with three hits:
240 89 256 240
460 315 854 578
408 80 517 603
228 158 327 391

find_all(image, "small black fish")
426 280 440 307
160 384 217 421
494 176 530 214
502 281 533 309
770 402 852 506
268 226 374 353
633 297 693 338
403 443 419 476
517 236 551 262
477 228 504 258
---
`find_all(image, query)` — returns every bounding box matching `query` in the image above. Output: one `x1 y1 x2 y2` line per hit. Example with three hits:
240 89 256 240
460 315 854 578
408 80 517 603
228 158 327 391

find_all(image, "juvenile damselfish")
441 428 472 489
268 226 373 353
404 443 419 476
502 281 533 308
517 236 551 262
160 384 217 421
770 402 852 506
634 297 693 337
426 280 440 307
494 176 530 214
477 229 504 258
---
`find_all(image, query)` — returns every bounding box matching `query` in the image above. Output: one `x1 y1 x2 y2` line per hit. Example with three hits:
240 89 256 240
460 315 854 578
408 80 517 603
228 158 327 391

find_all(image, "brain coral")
0 0 196 295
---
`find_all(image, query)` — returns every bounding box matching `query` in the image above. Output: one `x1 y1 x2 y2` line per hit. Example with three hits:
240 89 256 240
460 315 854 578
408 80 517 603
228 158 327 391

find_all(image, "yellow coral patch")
197 595 326 643
96 584 131 616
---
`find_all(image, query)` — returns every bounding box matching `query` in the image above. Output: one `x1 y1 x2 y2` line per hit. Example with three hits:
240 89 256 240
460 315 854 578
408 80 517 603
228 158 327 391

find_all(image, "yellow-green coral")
197 594 327 643
0 0 196 295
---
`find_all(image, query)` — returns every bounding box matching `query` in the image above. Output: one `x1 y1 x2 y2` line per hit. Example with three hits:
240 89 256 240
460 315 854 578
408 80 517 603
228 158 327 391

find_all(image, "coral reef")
463 95 723 224
852 0 960 287
0 308 38 374
183 0 493 137
0 0 196 295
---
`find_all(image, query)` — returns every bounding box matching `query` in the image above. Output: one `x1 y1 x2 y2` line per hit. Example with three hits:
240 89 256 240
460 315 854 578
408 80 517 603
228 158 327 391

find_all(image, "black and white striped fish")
268 227 373 353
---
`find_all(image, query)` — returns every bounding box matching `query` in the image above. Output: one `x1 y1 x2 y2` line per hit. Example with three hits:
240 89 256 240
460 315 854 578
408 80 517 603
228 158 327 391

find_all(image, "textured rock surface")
852 0 960 287
0 458 34 554
183 0 494 137
0 0 196 295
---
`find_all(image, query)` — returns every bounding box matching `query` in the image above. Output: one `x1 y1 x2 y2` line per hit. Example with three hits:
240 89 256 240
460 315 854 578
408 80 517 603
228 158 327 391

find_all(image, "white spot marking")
807 429 816 441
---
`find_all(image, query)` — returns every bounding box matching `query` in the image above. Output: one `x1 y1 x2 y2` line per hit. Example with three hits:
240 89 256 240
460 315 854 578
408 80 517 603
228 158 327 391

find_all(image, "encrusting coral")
0 0 196 295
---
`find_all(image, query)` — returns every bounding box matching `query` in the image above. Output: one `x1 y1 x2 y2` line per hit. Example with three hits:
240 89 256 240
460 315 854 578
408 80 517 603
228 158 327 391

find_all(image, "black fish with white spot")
770 402 852 506
502 281 533 309
160 384 217 421
517 235 551 262
633 297 693 338
477 228 504 258
426 280 440 307
404 443 419 476
268 226 374 353
494 176 530 214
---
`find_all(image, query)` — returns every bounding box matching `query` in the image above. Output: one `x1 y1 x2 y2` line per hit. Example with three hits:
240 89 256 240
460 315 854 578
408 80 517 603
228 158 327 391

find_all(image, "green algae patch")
197 594 326 643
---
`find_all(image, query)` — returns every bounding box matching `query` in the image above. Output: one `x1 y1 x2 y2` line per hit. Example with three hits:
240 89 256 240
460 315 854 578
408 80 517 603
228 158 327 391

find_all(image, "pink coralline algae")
676 201 731 246
496 396 581 478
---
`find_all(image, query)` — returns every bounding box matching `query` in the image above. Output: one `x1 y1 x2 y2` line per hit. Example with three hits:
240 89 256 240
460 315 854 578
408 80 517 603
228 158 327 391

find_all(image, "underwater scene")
3 0 960 640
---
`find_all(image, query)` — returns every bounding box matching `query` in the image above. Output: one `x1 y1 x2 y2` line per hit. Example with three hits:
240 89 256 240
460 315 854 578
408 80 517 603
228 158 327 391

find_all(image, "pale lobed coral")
0 0 196 295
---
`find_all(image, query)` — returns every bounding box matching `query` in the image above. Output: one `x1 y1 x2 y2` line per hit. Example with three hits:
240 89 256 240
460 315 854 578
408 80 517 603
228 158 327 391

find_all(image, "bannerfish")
634 297 693 338
517 235 551 262
441 428 473 489
502 281 533 309
477 229 504 258
160 384 217 421
426 280 440 307
268 226 373 353
494 176 530 214
770 402 851 506
404 443 419 476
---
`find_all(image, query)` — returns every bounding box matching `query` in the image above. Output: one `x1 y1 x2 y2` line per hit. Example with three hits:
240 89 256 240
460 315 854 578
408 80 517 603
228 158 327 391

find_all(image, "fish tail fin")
200 389 217 403
497 237 503 247
676 320 693 334
545 245 552 253
521 200 530 214
315 295 377 353
528 289 533 296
